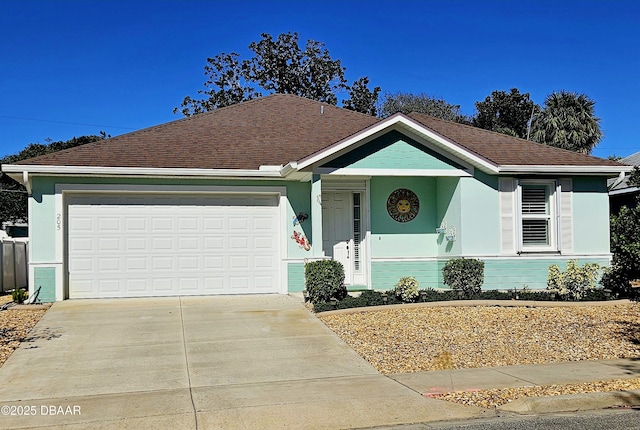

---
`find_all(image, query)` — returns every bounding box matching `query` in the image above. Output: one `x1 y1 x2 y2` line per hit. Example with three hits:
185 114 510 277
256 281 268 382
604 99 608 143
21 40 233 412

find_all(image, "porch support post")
311 174 323 258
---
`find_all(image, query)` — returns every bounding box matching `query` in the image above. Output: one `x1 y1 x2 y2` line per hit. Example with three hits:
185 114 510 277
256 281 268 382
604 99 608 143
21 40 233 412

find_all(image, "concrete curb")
317 299 634 316
497 389 640 414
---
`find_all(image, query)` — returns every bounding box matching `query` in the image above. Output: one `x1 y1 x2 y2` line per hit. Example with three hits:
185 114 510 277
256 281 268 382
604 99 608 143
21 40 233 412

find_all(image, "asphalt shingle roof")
408 113 623 167
15 94 624 170
17 94 380 170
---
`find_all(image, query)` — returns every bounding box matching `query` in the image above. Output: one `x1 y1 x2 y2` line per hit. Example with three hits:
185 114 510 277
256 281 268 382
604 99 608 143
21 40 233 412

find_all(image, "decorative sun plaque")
386 188 419 222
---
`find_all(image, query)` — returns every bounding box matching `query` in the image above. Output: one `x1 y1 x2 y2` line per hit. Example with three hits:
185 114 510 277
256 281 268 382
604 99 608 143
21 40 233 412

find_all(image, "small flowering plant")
547 260 601 300
394 276 420 302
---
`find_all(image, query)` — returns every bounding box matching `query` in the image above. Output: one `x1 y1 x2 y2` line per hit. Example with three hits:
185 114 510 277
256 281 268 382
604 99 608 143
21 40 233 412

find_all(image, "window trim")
517 179 558 253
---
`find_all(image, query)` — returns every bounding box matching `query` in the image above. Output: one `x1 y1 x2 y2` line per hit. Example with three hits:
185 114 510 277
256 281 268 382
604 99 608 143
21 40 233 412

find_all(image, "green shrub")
393 277 420 302
304 259 346 304
12 288 28 304
547 260 601 300
601 205 640 300
312 290 403 312
442 258 484 297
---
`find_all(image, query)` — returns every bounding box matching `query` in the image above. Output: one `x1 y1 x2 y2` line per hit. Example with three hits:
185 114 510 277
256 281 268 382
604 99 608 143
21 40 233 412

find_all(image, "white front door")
322 191 366 286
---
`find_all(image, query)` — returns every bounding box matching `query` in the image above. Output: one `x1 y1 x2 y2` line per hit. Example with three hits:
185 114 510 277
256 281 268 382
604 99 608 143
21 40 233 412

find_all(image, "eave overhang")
1 164 288 185
498 165 633 176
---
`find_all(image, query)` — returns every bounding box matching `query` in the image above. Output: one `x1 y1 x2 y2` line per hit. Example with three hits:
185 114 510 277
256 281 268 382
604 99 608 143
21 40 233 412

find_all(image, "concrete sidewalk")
390 358 640 396
0 295 489 429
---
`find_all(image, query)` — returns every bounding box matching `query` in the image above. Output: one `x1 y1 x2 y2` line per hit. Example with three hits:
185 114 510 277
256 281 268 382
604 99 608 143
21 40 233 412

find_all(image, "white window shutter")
559 178 573 253
499 177 517 254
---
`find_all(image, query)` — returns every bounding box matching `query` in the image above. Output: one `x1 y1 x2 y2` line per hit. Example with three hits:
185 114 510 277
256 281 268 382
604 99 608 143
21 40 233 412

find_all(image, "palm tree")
531 91 603 154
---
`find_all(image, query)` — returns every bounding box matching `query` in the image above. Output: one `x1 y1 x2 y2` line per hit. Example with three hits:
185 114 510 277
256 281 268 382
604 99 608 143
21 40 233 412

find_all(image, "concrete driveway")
0 295 486 429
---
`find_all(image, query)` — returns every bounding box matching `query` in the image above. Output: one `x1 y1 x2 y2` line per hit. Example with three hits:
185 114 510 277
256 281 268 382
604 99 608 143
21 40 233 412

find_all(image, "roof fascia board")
498 165 633 176
1 164 284 179
609 186 639 196
296 114 499 174
314 167 473 177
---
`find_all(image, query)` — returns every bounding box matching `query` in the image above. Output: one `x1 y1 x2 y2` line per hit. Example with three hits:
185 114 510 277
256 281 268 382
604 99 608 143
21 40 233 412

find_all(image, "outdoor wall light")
445 226 456 242
436 219 447 234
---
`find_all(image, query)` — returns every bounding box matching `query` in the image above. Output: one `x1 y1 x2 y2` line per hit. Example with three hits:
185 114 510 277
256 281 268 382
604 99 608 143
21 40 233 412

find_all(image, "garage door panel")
124 218 145 230
152 257 174 270
127 279 149 293
98 238 121 252
204 277 225 292
98 279 121 294
98 258 120 271
152 278 174 292
70 257 93 272
152 237 173 251
69 238 93 252
67 193 280 299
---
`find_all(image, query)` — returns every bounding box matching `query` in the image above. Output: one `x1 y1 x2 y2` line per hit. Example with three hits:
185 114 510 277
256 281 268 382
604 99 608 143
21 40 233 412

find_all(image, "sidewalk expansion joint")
179 296 199 430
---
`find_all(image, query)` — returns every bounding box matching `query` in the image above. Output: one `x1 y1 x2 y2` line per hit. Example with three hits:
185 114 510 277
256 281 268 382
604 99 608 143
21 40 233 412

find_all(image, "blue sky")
1 0 639 159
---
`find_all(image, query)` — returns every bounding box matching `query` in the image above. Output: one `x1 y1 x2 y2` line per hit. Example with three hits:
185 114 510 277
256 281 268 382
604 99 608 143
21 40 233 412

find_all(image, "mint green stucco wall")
435 176 462 256
572 177 610 254
29 170 614 297
285 181 313 259
30 177 57 263
370 176 438 258
459 172 500 256
325 131 464 170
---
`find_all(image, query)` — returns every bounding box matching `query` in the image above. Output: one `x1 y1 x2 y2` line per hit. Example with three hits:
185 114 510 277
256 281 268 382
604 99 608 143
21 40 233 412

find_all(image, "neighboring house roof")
6 94 629 177
609 151 640 194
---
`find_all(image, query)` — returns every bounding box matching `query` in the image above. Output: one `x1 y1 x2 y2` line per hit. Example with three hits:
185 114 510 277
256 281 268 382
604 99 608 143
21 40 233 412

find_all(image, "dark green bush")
417 288 459 302
601 205 640 300
313 290 402 312
304 259 346 304
442 258 485 297
517 291 556 301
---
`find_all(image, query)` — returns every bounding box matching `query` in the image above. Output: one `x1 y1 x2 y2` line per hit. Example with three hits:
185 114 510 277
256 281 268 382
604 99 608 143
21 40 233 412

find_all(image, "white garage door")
66 193 281 298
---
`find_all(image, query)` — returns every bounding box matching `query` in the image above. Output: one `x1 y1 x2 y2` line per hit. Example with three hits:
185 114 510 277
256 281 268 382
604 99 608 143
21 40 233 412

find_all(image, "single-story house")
2 94 631 302
609 151 640 213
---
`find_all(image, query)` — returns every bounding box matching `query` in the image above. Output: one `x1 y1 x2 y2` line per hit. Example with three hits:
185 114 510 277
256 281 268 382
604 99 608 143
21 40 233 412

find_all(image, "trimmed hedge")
442 258 484 297
304 259 346 304
312 287 614 312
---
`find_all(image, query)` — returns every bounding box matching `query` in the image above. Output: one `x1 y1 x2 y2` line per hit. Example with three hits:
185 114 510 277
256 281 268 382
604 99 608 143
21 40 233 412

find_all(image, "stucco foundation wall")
287 263 306 293
482 257 611 290
370 260 439 290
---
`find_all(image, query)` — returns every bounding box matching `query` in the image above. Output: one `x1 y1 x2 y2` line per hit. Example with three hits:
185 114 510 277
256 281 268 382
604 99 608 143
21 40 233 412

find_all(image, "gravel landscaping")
0 294 48 367
319 302 640 408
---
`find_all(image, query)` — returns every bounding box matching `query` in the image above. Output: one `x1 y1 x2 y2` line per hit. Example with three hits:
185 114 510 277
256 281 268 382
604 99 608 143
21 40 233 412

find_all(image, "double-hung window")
519 180 556 251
